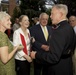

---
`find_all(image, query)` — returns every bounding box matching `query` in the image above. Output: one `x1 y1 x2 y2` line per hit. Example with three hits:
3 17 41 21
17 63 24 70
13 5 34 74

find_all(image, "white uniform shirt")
74 26 76 34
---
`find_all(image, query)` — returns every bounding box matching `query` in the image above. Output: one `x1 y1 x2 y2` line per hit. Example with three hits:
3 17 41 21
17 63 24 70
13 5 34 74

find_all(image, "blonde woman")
0 12 20 75
13 15 32 75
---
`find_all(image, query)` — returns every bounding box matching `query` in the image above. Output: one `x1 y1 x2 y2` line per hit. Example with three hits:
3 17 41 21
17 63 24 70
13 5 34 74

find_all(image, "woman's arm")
0 45 19 64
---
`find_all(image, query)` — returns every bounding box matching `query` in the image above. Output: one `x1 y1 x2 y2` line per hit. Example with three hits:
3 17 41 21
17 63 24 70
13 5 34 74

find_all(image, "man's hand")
30 51 37 59
41 45 49 51
30 37 35 43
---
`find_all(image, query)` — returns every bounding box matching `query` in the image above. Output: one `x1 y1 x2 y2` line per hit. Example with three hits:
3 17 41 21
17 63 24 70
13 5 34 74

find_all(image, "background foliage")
12 0 76 25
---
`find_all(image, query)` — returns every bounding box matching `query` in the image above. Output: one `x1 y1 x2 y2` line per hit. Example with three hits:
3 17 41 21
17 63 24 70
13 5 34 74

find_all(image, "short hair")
53 4 68 15
39 13 49 19
69 15 76 19
69 15 76 22
0 11 10 21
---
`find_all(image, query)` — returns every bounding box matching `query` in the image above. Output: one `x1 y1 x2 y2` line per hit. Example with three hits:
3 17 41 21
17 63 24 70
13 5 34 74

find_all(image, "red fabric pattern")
20 34 28 55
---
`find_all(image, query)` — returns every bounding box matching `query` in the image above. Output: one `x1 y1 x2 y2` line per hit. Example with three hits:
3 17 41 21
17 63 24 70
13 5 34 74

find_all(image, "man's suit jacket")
35 20 76 75
29 24 52 52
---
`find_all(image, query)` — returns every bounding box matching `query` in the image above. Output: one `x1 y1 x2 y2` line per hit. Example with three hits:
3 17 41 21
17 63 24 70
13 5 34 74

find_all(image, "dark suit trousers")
33 60 49 75
15 59 30 75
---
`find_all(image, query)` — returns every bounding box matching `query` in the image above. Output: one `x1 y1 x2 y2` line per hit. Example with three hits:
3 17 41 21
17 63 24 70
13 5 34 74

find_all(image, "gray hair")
0 11 10 21
53 4 68 15
39 13 49 19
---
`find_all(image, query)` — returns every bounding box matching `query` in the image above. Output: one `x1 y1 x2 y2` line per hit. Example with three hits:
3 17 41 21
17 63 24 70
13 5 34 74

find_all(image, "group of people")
0 4 76 75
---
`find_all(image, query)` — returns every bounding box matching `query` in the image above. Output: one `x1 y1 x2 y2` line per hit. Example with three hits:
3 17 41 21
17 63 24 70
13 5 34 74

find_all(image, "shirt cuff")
18 51 25 58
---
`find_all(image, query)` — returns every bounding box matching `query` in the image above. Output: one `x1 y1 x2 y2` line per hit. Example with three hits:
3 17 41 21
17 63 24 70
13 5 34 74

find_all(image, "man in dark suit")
69 15 76 75
29 13 52 75
30 4 76 75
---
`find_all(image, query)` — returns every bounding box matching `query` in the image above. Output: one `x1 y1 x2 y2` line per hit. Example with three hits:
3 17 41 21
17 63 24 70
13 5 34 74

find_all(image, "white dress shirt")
40 25 48 41
13 28 31 61
74 26 76 34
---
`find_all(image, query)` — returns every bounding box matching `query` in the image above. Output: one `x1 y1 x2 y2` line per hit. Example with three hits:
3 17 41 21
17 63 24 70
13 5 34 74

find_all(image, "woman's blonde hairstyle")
19 15 28 22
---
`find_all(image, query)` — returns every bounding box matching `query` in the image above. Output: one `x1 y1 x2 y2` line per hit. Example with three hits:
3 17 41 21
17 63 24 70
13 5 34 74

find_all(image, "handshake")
17 44 36 63
25 51 37 63
14 44 33 63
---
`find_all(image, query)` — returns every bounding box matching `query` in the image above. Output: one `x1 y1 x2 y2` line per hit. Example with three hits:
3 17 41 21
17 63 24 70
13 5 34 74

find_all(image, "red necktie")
20 34 28 55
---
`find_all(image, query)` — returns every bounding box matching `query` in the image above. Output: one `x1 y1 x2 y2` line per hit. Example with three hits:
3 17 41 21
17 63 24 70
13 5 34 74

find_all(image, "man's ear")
60 12 64 18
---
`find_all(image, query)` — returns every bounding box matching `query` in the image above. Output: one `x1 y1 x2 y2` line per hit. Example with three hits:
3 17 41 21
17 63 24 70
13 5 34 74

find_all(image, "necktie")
43 27 48 41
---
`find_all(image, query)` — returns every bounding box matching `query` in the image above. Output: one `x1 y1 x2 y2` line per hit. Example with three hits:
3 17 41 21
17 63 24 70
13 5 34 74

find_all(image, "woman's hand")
24 55 32 62
14 45 24 50
17 45 24 50
26 55 32 62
